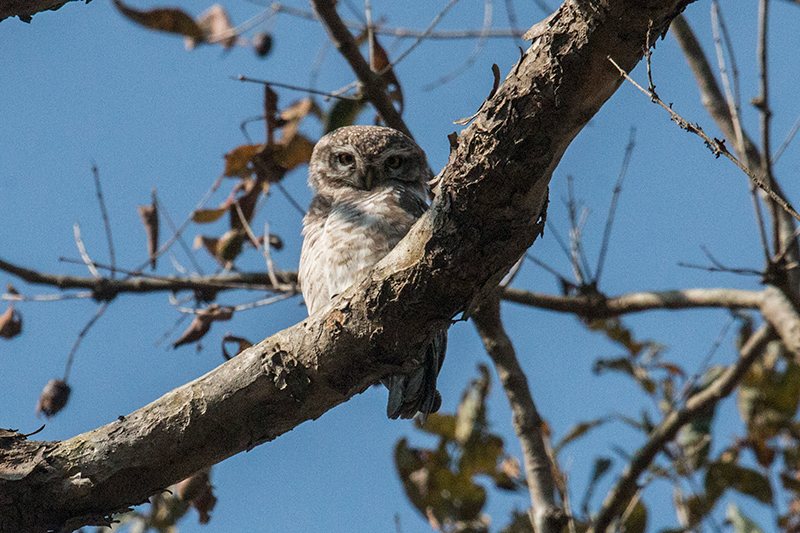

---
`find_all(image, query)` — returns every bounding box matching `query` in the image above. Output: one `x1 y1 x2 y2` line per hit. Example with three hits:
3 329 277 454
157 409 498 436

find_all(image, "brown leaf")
0 305 22 339
369 33 404 114
177 468 217 525
36 379 70 418
224 144 263 178
221 334 253 360
173 304 234 349
272 135 315 171
5 284 19 296
137 191 159 270
229 181 261 231
252 32 272 57
280 98 322 141
113 0 204 41
192 205 229 224
186 4 235 50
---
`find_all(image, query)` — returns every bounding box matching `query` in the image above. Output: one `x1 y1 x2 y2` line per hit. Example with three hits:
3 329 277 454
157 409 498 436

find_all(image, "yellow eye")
337 153 355 165
385 155 403 169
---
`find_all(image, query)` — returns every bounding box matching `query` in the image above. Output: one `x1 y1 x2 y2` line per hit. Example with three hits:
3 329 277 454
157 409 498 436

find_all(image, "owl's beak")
363 166 376 190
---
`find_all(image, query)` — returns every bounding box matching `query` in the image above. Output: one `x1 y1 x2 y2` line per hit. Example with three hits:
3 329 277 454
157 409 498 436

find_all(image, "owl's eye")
385 155 403 169
337 153 355 166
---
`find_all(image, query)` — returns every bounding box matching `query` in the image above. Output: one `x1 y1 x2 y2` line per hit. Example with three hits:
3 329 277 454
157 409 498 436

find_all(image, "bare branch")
91 164 116 279
310 0 410 137
608 56 800 225
0 257 297 299
501 287 764 317
473 291 566 533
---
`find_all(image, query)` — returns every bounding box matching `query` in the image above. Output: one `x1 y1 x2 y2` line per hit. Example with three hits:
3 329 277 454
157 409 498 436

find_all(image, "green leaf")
554 418 609 454
725 503 765 533
593 357 656 395
581 457 612 514
623 500 647 533
324 98 366 133
705 461 773 505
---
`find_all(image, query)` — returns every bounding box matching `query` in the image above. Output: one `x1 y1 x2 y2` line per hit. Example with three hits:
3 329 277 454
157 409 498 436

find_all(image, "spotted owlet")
298 125 445 420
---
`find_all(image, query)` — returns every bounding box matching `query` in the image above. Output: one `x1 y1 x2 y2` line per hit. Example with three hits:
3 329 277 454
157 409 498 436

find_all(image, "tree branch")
310 0 411 138
671 14 800 293
473 291 566 533
0 257 297 300
0 0 78 23
588 321 775 533
501 287 765 317
0 1 696 530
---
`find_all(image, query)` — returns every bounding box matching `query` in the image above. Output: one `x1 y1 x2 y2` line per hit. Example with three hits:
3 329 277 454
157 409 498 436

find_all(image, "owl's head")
308 126 432 197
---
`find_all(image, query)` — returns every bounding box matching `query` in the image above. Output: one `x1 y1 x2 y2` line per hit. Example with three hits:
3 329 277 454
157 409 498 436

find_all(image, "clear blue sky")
2 0 799 531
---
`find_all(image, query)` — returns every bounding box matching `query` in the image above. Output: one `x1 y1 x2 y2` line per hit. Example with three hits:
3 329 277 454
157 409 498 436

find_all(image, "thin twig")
423 0 493 90
757 0 780 254
710 1 770 261
154 194 204 275
384 0 461 74
271 2 527 39
91 164 116 279
596 127 635 283
677 313 736 404
63 303 109 382
0 256 296 295
608 56 800 224
311 0 411 137
235 75 361 100
73 223 101 279
773 111 800 164
524 253 573 288
130 173 227 275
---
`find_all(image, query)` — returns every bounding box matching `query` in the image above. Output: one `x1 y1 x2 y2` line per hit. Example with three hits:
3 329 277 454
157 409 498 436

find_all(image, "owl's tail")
385 329 447 422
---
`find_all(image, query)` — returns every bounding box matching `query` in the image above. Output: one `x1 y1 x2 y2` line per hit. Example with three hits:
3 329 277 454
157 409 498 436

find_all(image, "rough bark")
0 0 81 23
0 1 694 531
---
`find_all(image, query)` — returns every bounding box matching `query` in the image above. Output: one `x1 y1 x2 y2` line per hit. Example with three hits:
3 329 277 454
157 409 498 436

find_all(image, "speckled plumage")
299 126 445 420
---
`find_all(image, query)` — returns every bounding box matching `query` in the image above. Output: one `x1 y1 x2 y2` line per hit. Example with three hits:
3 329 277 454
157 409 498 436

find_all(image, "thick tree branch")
0 1 695 531
501 286 764 317
0 0 80 22
473 291 566 533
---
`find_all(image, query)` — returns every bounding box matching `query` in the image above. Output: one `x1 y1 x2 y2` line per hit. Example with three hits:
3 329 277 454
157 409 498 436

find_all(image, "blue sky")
2 0 800 531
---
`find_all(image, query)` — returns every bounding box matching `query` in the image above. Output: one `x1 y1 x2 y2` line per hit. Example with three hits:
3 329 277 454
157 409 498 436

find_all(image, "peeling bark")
0 0 695 531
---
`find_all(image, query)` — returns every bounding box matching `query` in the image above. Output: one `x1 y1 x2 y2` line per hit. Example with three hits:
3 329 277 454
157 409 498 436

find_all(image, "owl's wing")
385 329 446 421
299 195 332 315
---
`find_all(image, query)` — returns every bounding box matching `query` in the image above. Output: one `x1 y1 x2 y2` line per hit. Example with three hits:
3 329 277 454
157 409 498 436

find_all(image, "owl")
299 125 445 420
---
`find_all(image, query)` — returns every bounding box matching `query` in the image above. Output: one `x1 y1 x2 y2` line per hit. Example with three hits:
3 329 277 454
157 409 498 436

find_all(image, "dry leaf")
272 135 315 171
221 334 253 360
252 33 272 57
0 305 22 339
137 191 159 270
192 205 229 224
36 379 70 418
186 4 235 50
113 0 204 41
224 144 263 178
173 305 234 348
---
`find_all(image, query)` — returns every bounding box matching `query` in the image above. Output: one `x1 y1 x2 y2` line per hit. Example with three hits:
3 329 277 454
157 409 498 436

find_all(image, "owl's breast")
321 188 420 299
